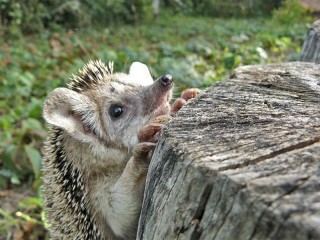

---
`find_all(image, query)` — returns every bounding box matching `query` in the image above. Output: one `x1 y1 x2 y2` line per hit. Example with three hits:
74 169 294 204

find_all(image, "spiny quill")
68 60 114 92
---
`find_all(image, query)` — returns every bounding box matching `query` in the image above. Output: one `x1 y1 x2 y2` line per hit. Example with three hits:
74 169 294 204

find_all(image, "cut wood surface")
138 62 320 240
300 20 320 63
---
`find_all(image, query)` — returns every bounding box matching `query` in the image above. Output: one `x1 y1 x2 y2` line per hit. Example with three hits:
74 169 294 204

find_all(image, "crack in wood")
187 184 214 239
219 136 320 171
192 184 214 222
273 176 311 203
247 176 311 240
248 206 269 240
212 187 242 240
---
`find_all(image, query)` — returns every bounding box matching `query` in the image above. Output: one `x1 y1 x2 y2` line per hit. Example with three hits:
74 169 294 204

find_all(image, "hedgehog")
42 60 199 239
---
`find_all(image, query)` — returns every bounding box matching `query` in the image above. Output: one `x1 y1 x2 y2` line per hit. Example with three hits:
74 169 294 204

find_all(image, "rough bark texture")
138 62 320 240
300 20 320 63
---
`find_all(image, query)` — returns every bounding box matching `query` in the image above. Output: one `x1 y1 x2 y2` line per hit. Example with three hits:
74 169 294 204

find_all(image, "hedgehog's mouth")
152 102 170 118
151 92 172 119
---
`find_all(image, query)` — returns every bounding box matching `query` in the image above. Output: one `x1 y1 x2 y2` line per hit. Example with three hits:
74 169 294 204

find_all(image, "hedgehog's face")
89 72 173 150
43 61 173 151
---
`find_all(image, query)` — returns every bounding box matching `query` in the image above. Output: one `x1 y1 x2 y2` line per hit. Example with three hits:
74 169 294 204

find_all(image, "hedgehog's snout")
160 74 173 87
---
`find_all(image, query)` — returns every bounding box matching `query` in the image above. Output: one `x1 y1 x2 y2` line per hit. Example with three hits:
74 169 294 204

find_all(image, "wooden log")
138 62 320 240
300 20 320 63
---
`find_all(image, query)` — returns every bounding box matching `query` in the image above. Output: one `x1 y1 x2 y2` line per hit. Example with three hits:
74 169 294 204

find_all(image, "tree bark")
138 62 320 240
300 20 320 63
153 0 159 18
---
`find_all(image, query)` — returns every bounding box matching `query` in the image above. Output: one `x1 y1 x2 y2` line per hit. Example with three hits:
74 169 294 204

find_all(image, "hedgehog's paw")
149 114 172 125
138 115 171 143
138 123 163 144
134 123 161 164
133 142 156 165
134 115 171 165
171 88 201 114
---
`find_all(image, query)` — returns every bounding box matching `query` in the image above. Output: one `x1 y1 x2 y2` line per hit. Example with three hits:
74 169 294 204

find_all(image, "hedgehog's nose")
161 74 173 87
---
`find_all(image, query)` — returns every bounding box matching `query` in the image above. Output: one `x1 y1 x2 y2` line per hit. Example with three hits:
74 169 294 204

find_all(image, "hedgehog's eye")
109 105 124 119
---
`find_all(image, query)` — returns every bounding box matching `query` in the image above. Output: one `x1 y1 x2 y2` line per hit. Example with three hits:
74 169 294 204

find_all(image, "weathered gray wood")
138 62 320 240
300 20 320 63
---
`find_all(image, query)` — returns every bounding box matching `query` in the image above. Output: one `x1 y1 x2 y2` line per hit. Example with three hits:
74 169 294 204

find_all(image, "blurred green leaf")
11 173 21 185
19 197 43 211
3 144 17 163
0 169 13 178
0 115 14 131
22 118 43 132
24 145 42 178
223 54 235 70
0 208 18 225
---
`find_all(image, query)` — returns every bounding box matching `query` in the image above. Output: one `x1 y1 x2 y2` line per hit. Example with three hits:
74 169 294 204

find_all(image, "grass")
0 12 313 238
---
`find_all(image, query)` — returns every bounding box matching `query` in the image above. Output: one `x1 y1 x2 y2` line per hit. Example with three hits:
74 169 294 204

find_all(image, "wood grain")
138 62 320 240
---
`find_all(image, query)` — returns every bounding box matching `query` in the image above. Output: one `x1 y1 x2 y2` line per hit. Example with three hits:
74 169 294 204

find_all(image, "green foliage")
0 197 45 239
81 0 147 25
163 0 283 17
272 0 311 24
1 0 48 35
0 0 291 36
0 0 147 35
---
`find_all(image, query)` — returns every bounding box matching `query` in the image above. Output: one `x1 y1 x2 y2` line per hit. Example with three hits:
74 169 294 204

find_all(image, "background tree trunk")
138 62 320 240
153 0 160 18
300 19 320 63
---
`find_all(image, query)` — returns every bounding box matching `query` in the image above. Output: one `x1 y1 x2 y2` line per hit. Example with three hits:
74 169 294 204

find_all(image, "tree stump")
300 20 320 63
138 62 320 240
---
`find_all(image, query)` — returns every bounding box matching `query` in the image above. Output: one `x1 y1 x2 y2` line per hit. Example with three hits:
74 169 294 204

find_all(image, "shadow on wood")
138 62 320 240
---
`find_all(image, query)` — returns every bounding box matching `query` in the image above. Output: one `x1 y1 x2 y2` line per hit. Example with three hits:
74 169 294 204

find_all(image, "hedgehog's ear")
43 88 97 143
129 62 153 86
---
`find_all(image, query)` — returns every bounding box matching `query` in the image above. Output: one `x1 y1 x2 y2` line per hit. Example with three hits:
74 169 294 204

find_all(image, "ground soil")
0 186 47 240
301 0 320 12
